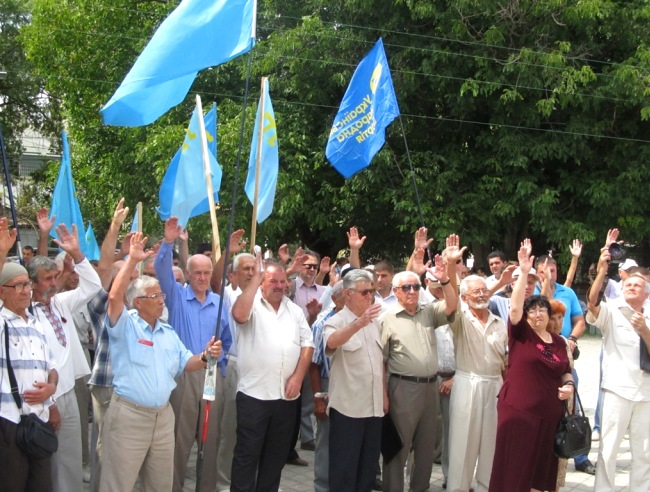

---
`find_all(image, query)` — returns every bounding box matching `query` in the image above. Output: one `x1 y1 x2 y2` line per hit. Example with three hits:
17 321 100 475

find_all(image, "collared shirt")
375 291 398 307
155 241 231 376
587 301 650 401
450 306 507 376
0 307 54 424
380 301 453 377
312 308 337 380
224 283 241 357
106 307 193 407
293 277 326 317
236 293 314 400
87 290 112 387
34 258 99 397
324 306 384 418
435 324 456 374
489 296 510 322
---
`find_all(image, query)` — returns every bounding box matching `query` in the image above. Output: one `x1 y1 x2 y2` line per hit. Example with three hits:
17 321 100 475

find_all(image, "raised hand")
411 248 431 276
414 227 434 250
517 239 534 273
0 217 17 255
52 224 83 261
319 256 331 275
604 228 620 248
347 227 366 250
129 232 153 263
228 229 247 255
357 303 382 327
278 244 290 265
119 232 134 259
445 234 467 264
179 228 189 242
36 207 55 234
164 217 182 243
112 198 129 227
306 298 322 319
427 254 449 282
569 239 582 258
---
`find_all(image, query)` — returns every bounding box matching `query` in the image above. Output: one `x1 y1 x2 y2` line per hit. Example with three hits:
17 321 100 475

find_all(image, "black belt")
437 371 456 379
391 374 437 384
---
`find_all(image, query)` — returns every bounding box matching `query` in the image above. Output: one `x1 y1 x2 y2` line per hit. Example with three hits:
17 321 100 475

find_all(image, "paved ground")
96 333 634 491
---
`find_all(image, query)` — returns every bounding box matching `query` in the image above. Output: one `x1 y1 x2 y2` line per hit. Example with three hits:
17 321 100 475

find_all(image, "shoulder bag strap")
4 321 23 409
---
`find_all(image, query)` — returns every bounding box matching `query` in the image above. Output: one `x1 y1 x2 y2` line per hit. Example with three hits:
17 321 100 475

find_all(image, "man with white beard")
447 275 508 492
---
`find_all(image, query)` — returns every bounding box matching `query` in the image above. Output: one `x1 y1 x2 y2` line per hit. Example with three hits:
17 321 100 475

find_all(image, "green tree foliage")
20 0 650 270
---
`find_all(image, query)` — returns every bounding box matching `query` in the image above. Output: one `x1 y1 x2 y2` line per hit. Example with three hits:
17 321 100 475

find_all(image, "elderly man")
0 219 58 492
324 269 387 492
216 251 256 492
230 257 314 491
28 224 102 492
101 233 222 491
310 280 346 492
154 217 231 492
587 241 650 492
380 253 457 492
447 274 508 492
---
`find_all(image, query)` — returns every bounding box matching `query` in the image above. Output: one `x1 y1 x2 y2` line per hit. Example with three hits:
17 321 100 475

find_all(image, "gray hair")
460 275 486 296
391 271 420 289
172 266 185 283
331 280 345 298
233 253 255 271
342 269 374 289
27 256 59 282
125 276 160 308
623 273 650 295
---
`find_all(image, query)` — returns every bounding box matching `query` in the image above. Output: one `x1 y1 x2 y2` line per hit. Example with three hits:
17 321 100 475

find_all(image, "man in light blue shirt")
101 233 222 491
155 217 231 492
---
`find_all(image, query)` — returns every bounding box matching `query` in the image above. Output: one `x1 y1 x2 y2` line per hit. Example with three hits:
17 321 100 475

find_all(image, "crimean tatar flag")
49 131 88 255
100 0 255 126
157 104 221 228
326 38 400 178
245 78 279 223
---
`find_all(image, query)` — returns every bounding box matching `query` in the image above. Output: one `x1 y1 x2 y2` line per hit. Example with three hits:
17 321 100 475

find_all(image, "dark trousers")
230 392 296 492
0 416 52 492
328 408 382 492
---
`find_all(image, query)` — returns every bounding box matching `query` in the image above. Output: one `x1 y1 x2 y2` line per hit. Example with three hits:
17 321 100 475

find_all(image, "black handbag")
554 388 591 459
4 322 58 459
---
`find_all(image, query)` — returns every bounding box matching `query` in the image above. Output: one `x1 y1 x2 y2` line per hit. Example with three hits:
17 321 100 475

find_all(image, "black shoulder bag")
554 387 591 459
4 322 58 459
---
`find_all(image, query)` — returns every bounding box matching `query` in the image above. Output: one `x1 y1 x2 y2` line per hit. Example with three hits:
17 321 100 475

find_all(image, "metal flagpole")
0 125 24 264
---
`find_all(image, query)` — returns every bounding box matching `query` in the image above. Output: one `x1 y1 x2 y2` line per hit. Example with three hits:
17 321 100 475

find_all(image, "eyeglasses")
528 307 549 315
303 264 318 270
2 281 33 292
469 288 490 296
397 283 421 292
137 293 166 301
350 288 376 296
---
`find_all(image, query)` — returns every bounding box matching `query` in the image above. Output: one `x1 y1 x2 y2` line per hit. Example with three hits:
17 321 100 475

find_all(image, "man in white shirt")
231 258 314 492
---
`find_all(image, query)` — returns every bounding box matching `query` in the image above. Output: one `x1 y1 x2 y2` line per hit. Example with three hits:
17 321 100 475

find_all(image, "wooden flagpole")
195 94 221 263
249 77 267 253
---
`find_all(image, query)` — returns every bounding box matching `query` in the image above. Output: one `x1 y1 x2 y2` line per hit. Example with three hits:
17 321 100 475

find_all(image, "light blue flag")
49 131 89 255
156 104 221 228
325 38 400 178
245 78 279 223
101 0 255 126
130 209 139 233
85 222 101 261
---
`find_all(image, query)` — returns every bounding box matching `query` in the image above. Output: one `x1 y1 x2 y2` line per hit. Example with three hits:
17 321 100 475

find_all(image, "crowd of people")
1 200 649 492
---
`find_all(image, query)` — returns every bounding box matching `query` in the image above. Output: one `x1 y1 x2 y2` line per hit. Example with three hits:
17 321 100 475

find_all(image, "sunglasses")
398 283 421 292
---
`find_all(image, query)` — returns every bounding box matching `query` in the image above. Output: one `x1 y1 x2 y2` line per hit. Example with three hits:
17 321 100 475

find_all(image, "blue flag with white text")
49 131 88 255
245 79 279 224
325 38 400 178
157 104 221 228
100 0 255 126
85 223 100 261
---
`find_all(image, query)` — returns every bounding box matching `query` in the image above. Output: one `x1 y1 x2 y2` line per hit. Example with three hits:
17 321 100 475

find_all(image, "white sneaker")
592 430 600 441
82 468 91 483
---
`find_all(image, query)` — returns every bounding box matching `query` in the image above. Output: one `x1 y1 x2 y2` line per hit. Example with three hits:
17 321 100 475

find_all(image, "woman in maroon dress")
489 240 575 492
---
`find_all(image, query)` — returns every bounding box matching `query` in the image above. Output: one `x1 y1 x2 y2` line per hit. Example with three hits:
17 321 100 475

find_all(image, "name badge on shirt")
137 338 153 347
